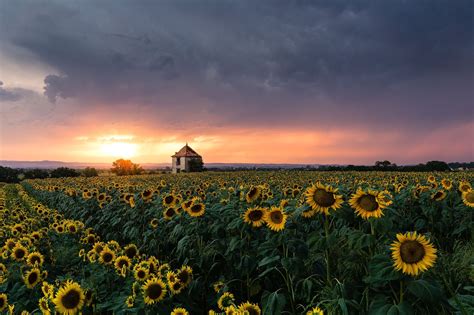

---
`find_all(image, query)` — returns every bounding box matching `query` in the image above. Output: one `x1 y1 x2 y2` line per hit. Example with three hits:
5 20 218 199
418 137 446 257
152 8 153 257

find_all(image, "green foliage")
110 159 143 175
3 171 472 314
50 167 80 178
83 167 99 177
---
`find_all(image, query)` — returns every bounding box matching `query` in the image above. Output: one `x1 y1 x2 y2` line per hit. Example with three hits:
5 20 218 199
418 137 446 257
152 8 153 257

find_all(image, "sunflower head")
115 255 132 273
99 246 115 265
0 293 7 312
462 189 474 207
264 207 287 232
177 265 193 287
459 181 472 193
304 183 343 215
243 207 267 227
24 267 42 289
11 243 28 261
171 307 189 315
53 280 85 315
245 186 262 203
27 252 45 267
163 207 176 220
307 306 324 315
169 280 184 295
391 232 437 276
187 202 205 217
218 292 235 310
238 302 261 315
349 188 385 219
142 278 167 305
431 190 446 201
124 244 139 259
134 266 149 282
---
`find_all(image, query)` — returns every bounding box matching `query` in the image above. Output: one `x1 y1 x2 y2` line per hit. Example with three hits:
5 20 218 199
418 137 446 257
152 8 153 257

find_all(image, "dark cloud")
0 0 472 129
0 81 21 101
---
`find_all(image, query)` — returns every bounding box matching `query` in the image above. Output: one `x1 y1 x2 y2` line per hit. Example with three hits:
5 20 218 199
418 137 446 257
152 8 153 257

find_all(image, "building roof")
172 144 202 158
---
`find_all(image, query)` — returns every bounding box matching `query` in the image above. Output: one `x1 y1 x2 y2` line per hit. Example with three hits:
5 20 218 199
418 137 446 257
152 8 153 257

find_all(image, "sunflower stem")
399 280 404 303
324 215 331 285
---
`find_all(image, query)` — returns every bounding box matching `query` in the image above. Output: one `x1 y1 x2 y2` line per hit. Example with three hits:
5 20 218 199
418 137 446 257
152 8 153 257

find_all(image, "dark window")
176 157 180 165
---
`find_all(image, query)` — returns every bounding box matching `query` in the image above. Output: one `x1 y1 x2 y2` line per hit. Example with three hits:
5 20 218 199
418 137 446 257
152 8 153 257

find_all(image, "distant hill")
0 160 169 170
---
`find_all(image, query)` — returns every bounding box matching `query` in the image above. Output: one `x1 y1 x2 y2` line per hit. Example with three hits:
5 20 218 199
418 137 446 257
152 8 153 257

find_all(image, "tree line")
0 166 99 183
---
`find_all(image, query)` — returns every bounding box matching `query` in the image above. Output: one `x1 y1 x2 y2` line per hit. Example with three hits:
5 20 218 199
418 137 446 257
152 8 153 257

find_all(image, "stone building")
171 143 203 173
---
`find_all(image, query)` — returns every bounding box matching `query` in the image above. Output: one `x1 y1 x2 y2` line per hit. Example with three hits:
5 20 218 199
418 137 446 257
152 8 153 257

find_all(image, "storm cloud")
0 1 473 128
0 0 472 163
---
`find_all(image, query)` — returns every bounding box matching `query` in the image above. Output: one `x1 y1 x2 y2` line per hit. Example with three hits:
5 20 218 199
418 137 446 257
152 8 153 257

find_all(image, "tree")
188 158 204 172
24 168 49 179
50 167 80 178
0 166 20 183
83 167 99 177
111 159 143 176
425 161 450 171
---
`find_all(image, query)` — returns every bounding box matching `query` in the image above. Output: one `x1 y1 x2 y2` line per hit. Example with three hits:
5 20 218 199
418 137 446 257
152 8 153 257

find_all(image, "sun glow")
100 142 138 158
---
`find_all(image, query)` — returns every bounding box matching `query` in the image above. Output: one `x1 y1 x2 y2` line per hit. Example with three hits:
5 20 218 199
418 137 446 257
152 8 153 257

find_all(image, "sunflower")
53 280 85 315
134 266 149 281
213 281 225 293
181 200 194 212
349 188 385 219
390 232 437 276
162 194 176 207
27 251 45 267
218 292 235 310
462 189 474 207
238 302 261 315
126 295 134 308
0 293 7 312
264 207 287 232
177 265 193 287
42 282 54 298
169 280 184 295
441 179 452 190
84 289 93 306
92 242 104 254
187 203 205 217
24 267 42 289
11 243 28 261
225 306 240 315
307 306 324 315
150 218 159 228
142 278 167 305
459 181 472 193
115 256 132 273
141 189 154 200
81 234 97 245
431 190 446 201
124 244 139 259
39 297 50 315
246 186 261 203
171 307 189 315
99 247 115 265
378 190 393 206
243 207 267 227
158 263 170 277
305 183 343 215
166 271 178 283
163 207 177 220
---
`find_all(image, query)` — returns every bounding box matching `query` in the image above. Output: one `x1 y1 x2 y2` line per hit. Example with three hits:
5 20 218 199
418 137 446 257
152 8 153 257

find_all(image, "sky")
0 0 473 165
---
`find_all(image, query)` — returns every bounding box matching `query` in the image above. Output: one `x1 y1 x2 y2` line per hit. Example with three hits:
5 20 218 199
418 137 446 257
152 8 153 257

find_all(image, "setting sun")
100 142 138 158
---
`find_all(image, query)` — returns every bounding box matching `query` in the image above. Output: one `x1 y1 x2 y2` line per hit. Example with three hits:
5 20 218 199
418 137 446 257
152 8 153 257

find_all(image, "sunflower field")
0 171 473 314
